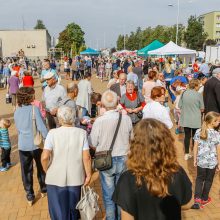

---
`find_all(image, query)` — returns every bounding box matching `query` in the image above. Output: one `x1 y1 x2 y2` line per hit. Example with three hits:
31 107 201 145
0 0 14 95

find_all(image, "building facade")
199 11 220 44
0 29 51 58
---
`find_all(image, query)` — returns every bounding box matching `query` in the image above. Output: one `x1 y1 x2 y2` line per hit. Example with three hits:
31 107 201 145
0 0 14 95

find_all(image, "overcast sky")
0 0 219 49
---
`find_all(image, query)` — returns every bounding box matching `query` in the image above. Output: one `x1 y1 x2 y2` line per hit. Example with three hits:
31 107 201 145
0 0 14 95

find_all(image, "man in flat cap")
204 68 220 113
42 71 66 129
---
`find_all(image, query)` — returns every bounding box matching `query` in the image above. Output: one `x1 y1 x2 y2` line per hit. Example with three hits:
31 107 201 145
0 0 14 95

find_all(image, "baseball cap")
213 68 220 75
44 72 55 80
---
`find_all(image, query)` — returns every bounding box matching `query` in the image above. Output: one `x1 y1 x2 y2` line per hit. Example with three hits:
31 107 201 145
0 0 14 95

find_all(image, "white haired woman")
41 106 92 220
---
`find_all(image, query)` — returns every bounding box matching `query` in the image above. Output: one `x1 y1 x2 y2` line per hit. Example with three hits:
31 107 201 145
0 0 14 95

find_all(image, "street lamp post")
123 25 126 50
176 0 180 45
169 0 180 45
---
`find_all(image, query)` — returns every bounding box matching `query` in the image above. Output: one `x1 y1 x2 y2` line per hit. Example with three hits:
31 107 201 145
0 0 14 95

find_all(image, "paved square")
0 76 220 220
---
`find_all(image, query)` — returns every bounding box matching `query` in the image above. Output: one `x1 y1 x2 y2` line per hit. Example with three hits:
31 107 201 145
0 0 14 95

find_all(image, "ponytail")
200 121 208 140
200 111 220 140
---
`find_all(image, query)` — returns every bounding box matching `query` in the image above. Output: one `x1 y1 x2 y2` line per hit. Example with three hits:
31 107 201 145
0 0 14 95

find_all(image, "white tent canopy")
148 41 196 55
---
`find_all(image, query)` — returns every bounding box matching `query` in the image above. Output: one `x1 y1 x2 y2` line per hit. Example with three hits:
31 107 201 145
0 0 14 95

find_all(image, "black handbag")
136 93 143 119
93 113 122 171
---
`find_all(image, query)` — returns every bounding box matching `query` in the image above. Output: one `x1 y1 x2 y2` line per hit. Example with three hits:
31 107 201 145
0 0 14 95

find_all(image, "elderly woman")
113 119 193 220
41 106 92 220
142 70 157 103
143 86 173 129
14 87 48 206
120 80 145 125
7 70 20 109
179 79 204 161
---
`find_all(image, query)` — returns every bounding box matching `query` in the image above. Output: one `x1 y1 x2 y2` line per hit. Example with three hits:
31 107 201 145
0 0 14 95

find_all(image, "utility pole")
176 0 180 45
22 15 25 30
123 25 126 50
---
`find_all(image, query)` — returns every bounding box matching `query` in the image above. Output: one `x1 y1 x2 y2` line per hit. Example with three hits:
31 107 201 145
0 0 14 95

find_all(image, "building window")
217 15 220 21
216 31 220 37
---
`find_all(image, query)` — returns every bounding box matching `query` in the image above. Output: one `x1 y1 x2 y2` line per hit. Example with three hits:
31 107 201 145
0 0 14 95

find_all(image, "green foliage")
56 22 85 55
116 25 185 50
205 39 217 46
116 35 124 50
34 20 46 29
184 16 207 50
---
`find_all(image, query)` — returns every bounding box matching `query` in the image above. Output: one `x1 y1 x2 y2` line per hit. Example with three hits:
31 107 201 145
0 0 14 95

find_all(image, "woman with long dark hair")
113 119 193 220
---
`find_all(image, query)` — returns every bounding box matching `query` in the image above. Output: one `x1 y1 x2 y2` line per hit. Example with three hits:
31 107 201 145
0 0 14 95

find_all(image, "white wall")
206 46 220 63
0 30 51 58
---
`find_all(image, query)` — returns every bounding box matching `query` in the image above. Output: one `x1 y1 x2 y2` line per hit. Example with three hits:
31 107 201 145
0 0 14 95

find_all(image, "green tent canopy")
137 40 164 57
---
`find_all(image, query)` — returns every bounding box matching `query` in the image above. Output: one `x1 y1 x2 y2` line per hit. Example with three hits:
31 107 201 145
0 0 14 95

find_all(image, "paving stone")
0 72 220 219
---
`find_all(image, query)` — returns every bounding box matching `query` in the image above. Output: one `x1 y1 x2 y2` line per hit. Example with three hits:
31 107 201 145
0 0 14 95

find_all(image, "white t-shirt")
64 61 70 69
44 127 89 151
143 101 173 129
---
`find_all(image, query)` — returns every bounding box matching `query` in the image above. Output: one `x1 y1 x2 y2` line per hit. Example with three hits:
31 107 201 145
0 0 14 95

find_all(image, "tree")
184 15 207 50
116 24 185 51
34 20 46 29
56 22 85 55
205 39 217 46
116 35 124 50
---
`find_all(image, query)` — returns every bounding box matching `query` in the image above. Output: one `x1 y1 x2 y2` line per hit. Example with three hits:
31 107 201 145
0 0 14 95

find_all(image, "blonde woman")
192 112 220 209
113 119 193 220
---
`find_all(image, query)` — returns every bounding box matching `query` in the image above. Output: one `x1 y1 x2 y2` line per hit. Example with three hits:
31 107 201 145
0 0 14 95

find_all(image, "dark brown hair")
16 87 35 107
127 119 180 197
91 92 102 104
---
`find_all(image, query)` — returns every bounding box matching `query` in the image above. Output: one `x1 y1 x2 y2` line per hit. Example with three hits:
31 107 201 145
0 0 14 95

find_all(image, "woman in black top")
113 119 193 220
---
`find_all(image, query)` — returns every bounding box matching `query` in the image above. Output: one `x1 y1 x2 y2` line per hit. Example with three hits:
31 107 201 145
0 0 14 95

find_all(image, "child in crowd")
31 89 46 120
0 119 12 172
174 86 185 134
192 111 220 209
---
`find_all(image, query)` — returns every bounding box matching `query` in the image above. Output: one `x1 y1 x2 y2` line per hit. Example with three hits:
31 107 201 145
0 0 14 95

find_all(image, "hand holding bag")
93 113 122 171
32 106 44 149
76 186 99 220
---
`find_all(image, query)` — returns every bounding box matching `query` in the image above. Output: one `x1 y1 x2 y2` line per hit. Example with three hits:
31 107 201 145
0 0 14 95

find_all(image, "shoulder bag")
136 92 143 119
32 106 44 149
93 113 122 171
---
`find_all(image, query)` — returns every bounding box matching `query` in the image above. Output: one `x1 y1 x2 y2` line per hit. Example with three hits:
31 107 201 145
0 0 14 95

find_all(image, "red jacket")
22 76 34 87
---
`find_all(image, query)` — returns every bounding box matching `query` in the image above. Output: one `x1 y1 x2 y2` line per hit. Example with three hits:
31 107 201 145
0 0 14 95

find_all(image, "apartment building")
199 11 220 43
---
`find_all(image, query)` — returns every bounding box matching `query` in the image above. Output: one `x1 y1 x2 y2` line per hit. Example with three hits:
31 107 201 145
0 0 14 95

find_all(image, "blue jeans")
100 156 127 220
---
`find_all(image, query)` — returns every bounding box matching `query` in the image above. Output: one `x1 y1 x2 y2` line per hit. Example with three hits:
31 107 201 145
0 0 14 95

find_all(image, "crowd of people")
0 54 220 220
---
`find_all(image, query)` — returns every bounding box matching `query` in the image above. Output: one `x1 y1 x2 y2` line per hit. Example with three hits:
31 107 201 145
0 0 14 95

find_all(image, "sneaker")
201 197 211 206
191 198 203 209
184 154 193 161
41 193 47 198
27 200 34 207
191 203 203 209
0 167 8 172
6 163 14 168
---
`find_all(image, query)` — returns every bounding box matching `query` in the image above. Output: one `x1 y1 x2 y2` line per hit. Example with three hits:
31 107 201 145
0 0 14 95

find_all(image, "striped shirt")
0 128 11 149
